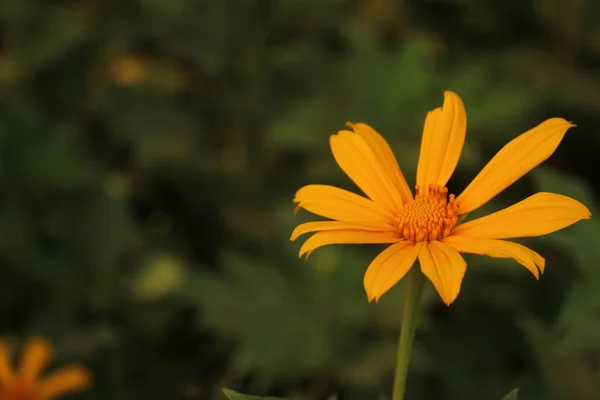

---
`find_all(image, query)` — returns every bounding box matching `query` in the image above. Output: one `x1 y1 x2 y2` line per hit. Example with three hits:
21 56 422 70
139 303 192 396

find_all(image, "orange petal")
291 220 394 241
452 192 591 239
298 230 400 258
293 184 394 223
39 365 91 399
363 241 422 302
443 235 545 278
456 118 575 213
0 340 15 385
330 130 403 212
19 336 53 382
347 122 413 204
418 241 467 305
416 91 467 189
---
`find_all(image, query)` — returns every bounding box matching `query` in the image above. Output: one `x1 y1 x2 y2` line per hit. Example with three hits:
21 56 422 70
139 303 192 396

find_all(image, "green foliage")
501 388 519 400
222 388 286 400
222 388 339 400
182 247 404 390
532 168 600 348
0 0 598 399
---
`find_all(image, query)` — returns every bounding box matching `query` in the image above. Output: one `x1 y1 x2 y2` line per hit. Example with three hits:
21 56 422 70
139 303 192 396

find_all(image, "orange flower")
291 91 591 305
0 337 91 400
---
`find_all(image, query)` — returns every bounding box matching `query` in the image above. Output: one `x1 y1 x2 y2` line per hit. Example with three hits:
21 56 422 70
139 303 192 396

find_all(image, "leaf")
520 317 600 400
500 388 519 400
89 89 200 168
531 167 600 350
222 388 286 400
132 254 186 300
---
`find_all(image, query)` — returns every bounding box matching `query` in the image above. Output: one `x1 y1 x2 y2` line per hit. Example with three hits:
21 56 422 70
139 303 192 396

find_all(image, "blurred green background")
0 0 599 399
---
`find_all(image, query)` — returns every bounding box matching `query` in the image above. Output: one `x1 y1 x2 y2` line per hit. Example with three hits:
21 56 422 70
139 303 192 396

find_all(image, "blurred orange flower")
0 337 91 400
291 91 591 305
89 56 187 90
101 56 149 86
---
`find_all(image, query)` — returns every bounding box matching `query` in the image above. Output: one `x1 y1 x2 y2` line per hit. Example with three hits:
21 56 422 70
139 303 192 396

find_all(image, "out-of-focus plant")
0 0 598 399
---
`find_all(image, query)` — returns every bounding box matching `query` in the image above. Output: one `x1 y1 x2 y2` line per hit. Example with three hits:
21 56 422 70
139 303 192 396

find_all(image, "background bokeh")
0 0 599 399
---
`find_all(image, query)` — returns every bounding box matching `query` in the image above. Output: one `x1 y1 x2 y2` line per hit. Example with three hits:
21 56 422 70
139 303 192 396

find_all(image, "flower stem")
392 267 426 400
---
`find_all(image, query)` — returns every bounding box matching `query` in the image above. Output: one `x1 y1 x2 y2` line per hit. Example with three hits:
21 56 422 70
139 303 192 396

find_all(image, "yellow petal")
363 241 422 302
452 192 591 239
19 336 53 382
416 91 467 189
298 230 400 258
291 220 394 241
330 130 403 211
443 235 544 278
294 184 394 223
347 122 413 204
456 118 575 213
418 241 467 305
39 365 91 399
0 340 15 385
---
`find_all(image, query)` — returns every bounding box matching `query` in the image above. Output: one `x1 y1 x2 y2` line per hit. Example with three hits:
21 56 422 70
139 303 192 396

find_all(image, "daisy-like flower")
291 91 591 305
0 336 91 400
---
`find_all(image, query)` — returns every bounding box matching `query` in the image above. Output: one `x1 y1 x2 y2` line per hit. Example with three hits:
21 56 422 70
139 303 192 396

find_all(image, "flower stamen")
394 185 460 242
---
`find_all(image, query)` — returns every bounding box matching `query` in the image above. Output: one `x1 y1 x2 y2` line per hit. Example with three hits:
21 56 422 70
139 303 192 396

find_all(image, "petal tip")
576 203 592 220
530 265 541 280
364 288 378 303
293 204 301 215
441 296 455 307
551 118 576 130
538 260 546 275
552 118 576 128
369 293 381 303
290 227 300 241
436 286 459 306
443 90 459 98
329 130 353 146
298 247 306 258
26 336 52 353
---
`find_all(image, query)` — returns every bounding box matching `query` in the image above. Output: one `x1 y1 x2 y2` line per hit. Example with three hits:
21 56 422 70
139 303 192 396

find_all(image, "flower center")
394 185 460 242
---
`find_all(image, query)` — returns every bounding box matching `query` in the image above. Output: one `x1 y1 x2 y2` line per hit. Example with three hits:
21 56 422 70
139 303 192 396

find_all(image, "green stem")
392 267 426 400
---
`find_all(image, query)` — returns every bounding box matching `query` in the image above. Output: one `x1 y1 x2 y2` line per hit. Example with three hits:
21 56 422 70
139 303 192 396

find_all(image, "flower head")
0 337 91 400
291 91 591 305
